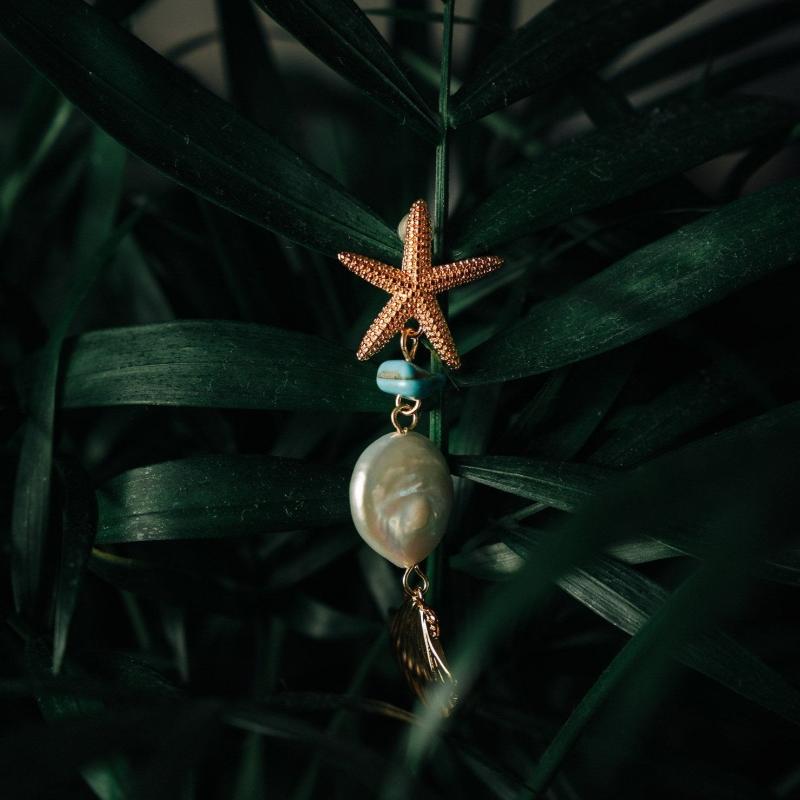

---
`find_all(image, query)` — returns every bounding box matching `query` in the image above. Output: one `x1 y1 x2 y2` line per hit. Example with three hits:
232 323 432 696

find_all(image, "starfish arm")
401 199 433 279
414 294 461 370
424 255 504 293
356 293 414 361
338 252 405 293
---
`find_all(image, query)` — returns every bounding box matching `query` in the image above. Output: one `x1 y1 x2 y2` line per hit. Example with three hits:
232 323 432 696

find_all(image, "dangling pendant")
337 198 503 712
392 566 457 715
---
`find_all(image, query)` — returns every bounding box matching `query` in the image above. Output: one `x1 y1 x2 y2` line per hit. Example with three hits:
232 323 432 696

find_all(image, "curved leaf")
95 455 350 543
452 96 796 255
504 527 800 729
456 402 800 582
254 0 439 142
50 321 385 412
459 179 800 385
449 0 705 126
0 0 401 260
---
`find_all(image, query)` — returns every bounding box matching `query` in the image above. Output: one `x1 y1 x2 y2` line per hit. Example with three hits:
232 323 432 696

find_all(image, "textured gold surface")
338 199 503 369
391 586 457 715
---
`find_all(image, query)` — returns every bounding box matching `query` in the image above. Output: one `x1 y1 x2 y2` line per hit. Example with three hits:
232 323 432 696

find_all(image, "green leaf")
451 96 796 254
0 74 71 237
523 344 642 460
456 402 800 582
89 549 377 638
89 549 259 615
459 178 800 385
53 459 98 675
610 0 800 96
449 0 706 126
253 0 440 142
10 130 129 615
516 565 752 797
26 638 155 800
591 350 791 468
216 0 289 134
95 455 350 544
451 455 608 512
51 321 385 412
226 708 404 793
0 0 401 260
503 526 800 729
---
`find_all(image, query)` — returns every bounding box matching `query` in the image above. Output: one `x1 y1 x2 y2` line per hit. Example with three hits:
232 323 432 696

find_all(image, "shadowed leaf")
254 0 439 142
10 130 128 615
0 0 401 260
52 459 98 675
449 0 705 126
95 455 350 543
460 179 800 385
452 96 796 254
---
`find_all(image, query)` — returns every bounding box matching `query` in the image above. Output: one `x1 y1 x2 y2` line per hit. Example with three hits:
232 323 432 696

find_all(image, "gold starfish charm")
338 199 503 369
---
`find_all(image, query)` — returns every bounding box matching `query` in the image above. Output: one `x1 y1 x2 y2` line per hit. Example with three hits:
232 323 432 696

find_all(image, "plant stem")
425 0 455 603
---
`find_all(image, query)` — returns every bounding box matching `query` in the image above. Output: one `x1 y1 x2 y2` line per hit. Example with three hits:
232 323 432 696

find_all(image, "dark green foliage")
1 1 799 798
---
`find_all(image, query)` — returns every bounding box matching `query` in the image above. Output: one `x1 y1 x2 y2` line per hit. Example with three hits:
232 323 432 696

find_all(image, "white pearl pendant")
350 431 453 568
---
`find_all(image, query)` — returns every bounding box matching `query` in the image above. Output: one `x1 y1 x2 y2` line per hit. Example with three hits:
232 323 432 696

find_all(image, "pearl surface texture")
350 431 453 568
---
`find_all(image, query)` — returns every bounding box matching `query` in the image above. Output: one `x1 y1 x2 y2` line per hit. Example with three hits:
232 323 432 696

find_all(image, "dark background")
1 1 800 798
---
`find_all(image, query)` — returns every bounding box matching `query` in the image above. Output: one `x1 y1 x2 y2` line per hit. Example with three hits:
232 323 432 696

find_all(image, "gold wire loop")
400 325 421 363
394 395 422 413
391 395 422 434
402 565 429 597
391 406 419 434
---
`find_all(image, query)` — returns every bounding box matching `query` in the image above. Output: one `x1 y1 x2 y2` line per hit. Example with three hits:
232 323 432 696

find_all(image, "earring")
338 198 503 713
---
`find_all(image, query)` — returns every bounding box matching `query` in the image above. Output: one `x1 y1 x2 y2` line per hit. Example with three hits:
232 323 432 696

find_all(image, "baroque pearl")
350 431 453 568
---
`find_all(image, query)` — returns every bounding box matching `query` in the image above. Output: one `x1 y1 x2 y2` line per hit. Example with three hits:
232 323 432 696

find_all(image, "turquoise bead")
376 360 445 399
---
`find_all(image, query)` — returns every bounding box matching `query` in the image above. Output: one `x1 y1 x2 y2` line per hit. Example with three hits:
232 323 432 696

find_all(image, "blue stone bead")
376 360 445 399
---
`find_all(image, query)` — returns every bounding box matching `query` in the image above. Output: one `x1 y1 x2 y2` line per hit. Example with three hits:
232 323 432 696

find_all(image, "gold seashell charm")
390 566 457 715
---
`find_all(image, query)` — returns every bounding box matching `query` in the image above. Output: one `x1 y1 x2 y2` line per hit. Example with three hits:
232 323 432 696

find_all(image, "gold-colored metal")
391 565 457 715
394 395 422 413
390 396 421 434
402 564 430 595
338 199 503 370
400 325 421 363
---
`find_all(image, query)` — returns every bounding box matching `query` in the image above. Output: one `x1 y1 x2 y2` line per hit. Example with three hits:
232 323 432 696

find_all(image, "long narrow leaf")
10 132 129 615
95 455 350 543
47 321 385 412
254 0 439 141
452 96 795 255
504 527 800 729
460 179 800 384
449 0 705 126
0 0 401 260
53 459 98 675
